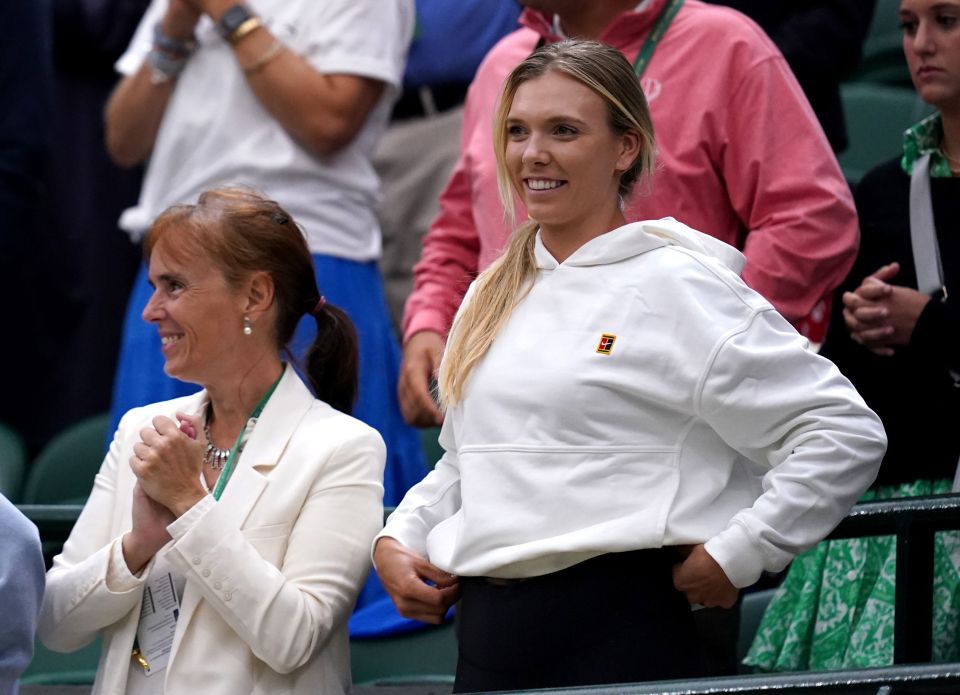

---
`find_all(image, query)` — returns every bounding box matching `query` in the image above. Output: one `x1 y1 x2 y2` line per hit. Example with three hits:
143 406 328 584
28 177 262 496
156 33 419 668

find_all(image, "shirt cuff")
167 495 215 541
106 537 146 592
403 311 453 345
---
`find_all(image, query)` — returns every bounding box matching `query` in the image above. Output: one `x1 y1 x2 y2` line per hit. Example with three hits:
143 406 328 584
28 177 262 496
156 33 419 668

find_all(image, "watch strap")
217 4 262 44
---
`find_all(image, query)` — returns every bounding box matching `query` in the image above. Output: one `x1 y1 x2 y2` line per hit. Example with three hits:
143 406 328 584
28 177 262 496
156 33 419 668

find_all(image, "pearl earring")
243 316 253 336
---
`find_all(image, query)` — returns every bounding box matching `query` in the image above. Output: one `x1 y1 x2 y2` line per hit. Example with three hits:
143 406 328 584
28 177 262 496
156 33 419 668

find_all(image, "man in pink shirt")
400 0 858 427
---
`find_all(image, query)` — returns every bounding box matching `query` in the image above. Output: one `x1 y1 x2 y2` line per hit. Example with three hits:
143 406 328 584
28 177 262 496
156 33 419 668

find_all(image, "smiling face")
141 238 250 387
900 0 960 112
504 69 640 253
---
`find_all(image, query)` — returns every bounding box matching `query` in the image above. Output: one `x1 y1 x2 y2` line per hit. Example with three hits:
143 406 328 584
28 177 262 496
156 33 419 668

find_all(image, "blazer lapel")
166 366 314 668
234 364 315 478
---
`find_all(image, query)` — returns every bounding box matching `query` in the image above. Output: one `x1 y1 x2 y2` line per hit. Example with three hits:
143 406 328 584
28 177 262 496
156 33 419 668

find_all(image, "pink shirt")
403 1 858 342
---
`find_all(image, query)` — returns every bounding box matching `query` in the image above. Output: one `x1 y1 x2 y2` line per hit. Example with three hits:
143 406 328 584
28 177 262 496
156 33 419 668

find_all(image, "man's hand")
398 331 445 428
672 544 739 609
374 538 460 624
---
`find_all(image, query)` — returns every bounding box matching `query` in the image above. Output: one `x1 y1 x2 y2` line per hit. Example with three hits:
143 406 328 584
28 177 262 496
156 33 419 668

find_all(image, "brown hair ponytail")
145 187 359 413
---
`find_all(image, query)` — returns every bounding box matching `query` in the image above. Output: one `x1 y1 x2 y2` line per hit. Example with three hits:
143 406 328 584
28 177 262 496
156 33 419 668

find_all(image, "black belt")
391 82 470 121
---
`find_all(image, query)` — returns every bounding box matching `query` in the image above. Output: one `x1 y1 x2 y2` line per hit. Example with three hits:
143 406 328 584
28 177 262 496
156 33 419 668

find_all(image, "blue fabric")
0 494 45 692
350 593 455 638
404 0 521 87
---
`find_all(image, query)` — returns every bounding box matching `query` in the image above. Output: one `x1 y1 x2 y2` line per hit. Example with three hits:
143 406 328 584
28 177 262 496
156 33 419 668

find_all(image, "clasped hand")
130 414 207 516
165 0 237 36
842 262 930 356
123 414 207 573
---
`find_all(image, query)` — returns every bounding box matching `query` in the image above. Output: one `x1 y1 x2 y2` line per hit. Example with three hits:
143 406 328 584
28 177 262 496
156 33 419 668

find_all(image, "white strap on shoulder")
908 152 945 296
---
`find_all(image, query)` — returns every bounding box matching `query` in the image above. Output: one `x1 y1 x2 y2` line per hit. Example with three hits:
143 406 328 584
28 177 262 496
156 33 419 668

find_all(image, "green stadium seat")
350 620 457 686
420 426 444 471
838 82 932 186
22 413 109 505
20 637 100 686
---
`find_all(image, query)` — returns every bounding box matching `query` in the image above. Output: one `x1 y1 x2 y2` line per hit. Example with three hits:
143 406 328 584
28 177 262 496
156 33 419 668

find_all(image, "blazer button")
201 569 211 577
192 557 201 565
224 592 232 601
213 581 222 590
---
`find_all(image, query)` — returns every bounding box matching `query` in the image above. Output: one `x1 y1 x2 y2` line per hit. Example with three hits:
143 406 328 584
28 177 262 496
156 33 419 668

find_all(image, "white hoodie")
379 219 885 587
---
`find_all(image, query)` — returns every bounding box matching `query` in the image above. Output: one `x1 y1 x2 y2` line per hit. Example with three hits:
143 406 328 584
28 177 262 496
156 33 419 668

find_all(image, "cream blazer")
38 366 386 694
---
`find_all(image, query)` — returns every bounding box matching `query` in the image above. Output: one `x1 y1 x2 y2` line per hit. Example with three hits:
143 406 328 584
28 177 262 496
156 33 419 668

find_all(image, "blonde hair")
439 40 657 405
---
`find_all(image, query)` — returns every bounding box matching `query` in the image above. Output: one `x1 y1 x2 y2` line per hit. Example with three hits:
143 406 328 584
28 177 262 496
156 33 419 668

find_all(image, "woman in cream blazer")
38 189 385 694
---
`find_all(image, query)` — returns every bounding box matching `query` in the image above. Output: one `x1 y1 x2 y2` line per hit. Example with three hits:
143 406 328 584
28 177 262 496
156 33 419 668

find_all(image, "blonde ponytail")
438 219 539 406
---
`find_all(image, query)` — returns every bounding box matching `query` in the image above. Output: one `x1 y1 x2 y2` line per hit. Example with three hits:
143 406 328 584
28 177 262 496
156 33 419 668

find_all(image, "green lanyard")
211 373 283 501
632 0 684 78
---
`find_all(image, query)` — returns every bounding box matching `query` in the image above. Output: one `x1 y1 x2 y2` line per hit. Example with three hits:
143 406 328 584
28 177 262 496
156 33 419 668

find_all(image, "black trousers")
453 549 706 693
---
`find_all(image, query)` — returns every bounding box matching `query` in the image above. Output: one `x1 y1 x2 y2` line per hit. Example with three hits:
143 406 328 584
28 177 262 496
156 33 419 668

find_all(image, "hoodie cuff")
371 515 431 568
704 522 767 589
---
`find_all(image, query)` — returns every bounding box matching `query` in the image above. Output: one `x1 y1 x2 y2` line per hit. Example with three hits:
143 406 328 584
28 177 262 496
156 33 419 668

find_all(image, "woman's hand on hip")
130 415 207 517
374 537 460 624
671 544 739 609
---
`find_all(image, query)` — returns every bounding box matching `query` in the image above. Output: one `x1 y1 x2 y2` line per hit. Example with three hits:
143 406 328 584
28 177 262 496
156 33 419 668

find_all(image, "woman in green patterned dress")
745 0 960 671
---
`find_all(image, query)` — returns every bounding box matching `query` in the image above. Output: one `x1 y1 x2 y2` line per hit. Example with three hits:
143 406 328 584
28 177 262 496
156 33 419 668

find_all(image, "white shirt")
378 220 886 587
116 0 414 261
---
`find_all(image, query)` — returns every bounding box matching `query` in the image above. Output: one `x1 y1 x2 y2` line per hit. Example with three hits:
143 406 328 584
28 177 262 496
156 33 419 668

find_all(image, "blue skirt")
109 255 426 506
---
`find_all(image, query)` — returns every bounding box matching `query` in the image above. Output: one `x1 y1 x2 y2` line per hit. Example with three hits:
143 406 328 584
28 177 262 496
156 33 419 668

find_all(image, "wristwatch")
217 3 262 44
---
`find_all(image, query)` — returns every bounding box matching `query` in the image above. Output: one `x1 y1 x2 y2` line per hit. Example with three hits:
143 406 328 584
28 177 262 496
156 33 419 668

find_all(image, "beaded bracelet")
147 48 188 85
152 21 197 57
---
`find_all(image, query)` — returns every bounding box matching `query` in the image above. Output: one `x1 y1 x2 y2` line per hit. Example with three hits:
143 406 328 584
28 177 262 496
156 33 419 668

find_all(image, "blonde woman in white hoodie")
374 39 886 693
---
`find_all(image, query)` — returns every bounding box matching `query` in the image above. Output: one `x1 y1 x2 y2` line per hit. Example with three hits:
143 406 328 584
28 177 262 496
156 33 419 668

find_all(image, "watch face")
219 4 253 39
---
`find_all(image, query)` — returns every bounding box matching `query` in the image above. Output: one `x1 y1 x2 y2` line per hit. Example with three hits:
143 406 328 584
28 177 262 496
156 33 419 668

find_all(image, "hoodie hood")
534 217 746 274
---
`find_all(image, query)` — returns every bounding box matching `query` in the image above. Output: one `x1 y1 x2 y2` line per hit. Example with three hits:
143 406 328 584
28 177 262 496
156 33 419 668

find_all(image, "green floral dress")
744 479 960 671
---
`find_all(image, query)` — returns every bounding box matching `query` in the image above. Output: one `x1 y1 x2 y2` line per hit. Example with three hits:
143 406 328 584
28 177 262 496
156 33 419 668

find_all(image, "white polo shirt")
116 0 414 261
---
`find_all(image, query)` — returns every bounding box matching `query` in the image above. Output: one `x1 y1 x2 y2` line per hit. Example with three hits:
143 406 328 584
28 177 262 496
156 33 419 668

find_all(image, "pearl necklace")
203 419 232 470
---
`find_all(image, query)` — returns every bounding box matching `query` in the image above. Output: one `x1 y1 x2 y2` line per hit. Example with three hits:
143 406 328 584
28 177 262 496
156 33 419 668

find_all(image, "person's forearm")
104 6 198 167
194 0 384 157
104 65 175 168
